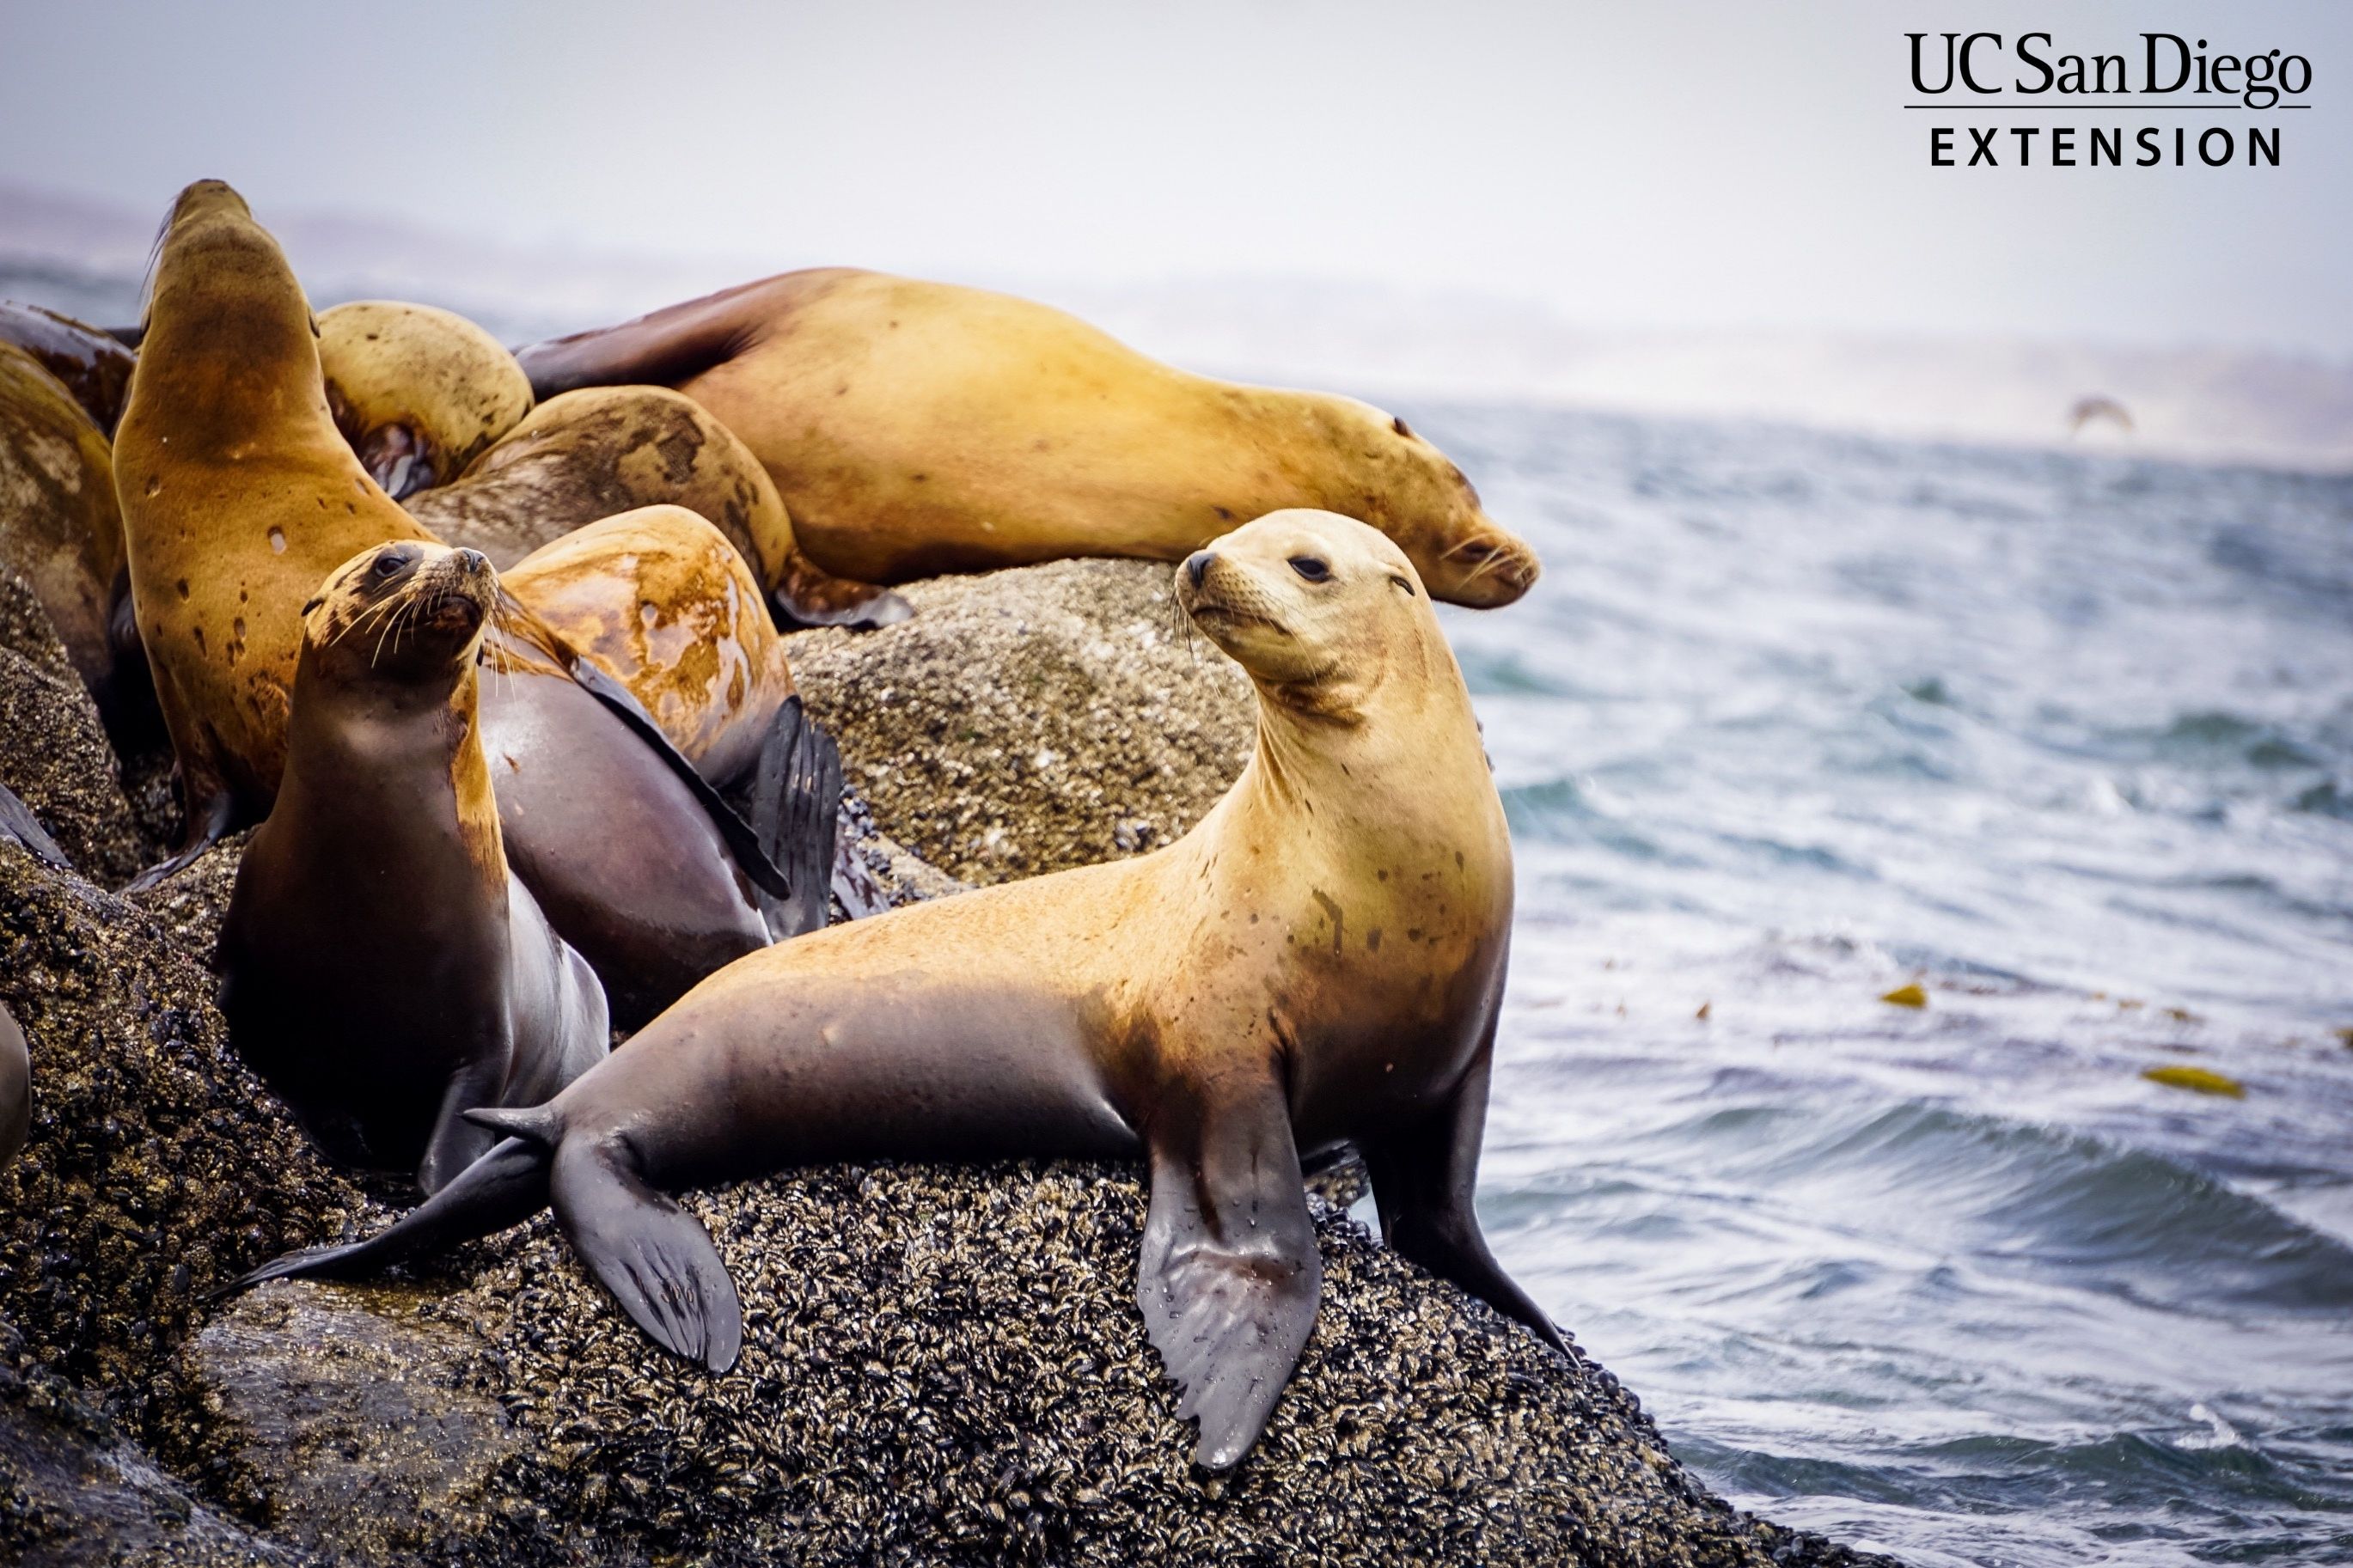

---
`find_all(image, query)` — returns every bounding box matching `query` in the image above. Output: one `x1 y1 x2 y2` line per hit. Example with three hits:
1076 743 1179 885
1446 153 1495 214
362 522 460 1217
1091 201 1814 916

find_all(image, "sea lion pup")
113 181 816 1025
221 542 608 1192
0 302 138 435
514 269 1542 611
0 343 130 711
0 1000 27 1171
316 301 532 499
238 509 1565 1471
406 386 910 629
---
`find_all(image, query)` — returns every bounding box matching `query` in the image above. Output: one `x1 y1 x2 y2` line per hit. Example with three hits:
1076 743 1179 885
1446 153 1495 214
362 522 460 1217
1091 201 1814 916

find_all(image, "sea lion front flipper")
749 695 840 940
1138 1079 1322 1472
548 1133 743 1374
0 782 70 870
415 1062 506 1195
1361 1038 1568 1356
511 292 753 400
125 773 235 891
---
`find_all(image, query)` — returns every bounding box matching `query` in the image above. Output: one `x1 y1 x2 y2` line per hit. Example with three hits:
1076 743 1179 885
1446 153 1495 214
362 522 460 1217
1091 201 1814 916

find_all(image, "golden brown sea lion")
317 300 532 499
113 180 821 1026
406 386 908 628
221 541 608 1192
514 269 1541 610
240 509 1562 1471
0 342 129 709
498 504 794 786
0 302 138 436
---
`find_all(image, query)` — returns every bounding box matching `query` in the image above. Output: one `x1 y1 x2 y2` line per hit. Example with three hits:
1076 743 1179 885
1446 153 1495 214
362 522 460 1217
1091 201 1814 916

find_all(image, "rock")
785 559 1254 885
0 1337 301 1568
0 845 369 1407
188 1166 1889 1568
0 574 144 886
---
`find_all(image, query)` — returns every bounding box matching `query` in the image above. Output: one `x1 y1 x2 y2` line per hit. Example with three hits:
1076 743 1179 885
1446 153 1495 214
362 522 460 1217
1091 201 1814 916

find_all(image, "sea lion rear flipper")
749 696 840 939
223 1136 553 1294
1138 1081 1322 1471
0 783 70 870
1361 1040 1568 1356
511 292 752 400
549 1134 743 1373
767 561 914 633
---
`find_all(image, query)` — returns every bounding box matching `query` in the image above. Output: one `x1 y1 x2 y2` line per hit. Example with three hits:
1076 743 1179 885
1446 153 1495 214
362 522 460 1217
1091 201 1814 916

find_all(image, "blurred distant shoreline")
9 180 2347 473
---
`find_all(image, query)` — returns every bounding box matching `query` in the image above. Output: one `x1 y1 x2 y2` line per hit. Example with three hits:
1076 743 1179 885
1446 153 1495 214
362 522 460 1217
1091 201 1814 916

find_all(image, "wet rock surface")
785 558 1255 885
0 573 1893 1566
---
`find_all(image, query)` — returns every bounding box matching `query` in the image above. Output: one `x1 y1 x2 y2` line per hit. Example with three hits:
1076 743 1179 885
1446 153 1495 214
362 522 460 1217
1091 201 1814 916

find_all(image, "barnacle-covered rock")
784 558 1255 885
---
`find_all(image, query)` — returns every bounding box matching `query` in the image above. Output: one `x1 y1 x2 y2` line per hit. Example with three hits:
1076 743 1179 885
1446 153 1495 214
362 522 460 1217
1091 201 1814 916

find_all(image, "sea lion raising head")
240 509 1562 1470
221 540 609 1193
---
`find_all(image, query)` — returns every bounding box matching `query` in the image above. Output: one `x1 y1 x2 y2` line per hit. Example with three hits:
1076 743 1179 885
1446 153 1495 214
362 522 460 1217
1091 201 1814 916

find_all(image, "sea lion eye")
1288 556 1331 583
372 553 406 579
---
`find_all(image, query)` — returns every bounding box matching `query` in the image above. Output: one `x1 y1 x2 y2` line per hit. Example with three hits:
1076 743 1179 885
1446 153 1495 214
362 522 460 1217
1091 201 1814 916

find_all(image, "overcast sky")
4 1 2348 354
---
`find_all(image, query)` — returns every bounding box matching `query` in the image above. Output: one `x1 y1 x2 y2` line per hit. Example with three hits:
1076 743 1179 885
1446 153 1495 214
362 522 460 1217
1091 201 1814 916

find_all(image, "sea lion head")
319 302 533 499
1323 400 1540 611
300 540 498 686
128 180 323 449
1178 509 1456 723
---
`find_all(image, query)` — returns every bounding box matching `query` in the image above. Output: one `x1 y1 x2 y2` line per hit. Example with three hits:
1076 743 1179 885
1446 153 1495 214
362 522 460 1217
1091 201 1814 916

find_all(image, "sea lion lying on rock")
515 268 1543 613
241 509 1562 1470
316 300 533 499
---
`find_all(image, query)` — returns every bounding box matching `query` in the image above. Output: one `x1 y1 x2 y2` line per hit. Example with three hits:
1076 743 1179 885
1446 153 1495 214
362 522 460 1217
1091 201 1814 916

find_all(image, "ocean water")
1413 404 2353 1566
8 255 2350 1563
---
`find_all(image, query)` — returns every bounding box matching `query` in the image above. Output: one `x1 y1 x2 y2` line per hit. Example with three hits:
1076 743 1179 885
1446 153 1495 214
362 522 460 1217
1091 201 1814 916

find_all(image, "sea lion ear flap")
300 595 327 617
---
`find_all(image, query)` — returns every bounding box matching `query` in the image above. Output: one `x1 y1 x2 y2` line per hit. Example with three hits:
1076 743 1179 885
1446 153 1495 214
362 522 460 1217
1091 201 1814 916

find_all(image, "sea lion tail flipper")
549 1134 743 1374
750 696 840 940
1361 1044 1571 1357
222 1136 553 1294
1138 1081 1322 1472
416 1065 508 1195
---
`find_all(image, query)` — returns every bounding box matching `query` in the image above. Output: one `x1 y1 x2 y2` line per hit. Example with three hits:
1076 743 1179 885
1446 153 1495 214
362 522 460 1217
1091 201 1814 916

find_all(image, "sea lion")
0 302 138 435
0 342 130 711
0 999 26 1172
113 180 817 1026
220 541 608 1192
406 386 909 629
515 269 1542 610
317 301 533 499
240 509 1564 1470
497 503 795 787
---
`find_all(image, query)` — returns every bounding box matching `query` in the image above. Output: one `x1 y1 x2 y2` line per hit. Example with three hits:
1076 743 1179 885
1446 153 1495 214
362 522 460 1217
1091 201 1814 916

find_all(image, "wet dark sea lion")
221 541 608 1192
0 998 26 1171
0 302 138 436
406 385 909 629
0 342 129 710
113 180 806 1026
316 300 533 499
514 269 1542 611
241 510 1562 1470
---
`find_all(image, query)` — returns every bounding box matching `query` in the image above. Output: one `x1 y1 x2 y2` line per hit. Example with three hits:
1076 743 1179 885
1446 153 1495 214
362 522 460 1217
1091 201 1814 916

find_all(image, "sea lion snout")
1185 549 1213 589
